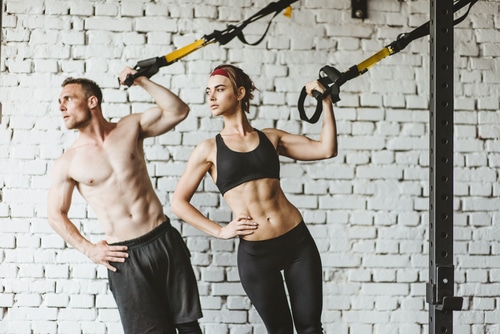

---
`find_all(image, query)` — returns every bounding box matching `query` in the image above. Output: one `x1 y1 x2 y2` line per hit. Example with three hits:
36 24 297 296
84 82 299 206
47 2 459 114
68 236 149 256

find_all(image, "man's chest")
68 137 143 187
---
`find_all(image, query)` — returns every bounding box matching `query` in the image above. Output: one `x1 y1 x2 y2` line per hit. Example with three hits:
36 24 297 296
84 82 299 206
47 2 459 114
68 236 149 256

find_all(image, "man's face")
58 83 92 130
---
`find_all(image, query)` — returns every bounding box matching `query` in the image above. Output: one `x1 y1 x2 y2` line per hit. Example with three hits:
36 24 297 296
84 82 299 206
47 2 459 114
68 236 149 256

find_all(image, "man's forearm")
48 216 93 256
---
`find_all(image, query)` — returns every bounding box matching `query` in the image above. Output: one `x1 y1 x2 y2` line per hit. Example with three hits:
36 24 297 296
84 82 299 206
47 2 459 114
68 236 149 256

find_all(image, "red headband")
210 68 230 78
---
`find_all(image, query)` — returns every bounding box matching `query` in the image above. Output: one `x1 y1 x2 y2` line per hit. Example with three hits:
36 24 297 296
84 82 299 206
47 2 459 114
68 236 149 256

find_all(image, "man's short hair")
62 77 103 106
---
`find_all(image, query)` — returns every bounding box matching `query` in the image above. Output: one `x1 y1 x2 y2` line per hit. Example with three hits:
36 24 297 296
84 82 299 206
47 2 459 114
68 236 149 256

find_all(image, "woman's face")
206 74 242 117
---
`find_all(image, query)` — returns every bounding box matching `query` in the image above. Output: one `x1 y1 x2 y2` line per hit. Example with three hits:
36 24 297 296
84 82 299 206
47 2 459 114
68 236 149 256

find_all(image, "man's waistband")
109 217 171 249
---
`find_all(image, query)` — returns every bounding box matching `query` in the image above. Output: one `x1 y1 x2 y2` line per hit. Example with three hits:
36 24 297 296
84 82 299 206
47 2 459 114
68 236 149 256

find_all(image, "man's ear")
88 96 98 109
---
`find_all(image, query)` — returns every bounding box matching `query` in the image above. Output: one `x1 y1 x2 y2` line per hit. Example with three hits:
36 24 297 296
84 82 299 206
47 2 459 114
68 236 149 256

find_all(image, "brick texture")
0 0 499 333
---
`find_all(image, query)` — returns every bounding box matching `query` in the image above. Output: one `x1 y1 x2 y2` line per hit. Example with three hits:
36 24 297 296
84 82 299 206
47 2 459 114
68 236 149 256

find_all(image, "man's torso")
64 116 165 242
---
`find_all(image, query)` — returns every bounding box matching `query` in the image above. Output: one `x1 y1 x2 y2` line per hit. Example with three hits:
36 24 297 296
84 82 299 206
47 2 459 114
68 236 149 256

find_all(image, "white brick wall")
1 0 499 333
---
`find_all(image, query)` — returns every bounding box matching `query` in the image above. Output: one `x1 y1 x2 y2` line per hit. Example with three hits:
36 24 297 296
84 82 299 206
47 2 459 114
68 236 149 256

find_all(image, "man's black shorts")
108 218 202 334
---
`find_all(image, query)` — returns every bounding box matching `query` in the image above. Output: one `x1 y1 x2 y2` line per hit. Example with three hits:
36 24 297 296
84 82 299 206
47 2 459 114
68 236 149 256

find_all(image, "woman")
171 64 337 334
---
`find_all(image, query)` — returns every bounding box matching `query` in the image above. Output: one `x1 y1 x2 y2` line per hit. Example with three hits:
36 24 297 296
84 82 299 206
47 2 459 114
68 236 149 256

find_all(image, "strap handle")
297 66 342 123
122 56 168 87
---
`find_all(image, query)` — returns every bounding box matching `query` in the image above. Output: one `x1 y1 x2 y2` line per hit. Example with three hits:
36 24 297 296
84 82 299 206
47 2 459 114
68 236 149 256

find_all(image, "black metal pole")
426 0 463 332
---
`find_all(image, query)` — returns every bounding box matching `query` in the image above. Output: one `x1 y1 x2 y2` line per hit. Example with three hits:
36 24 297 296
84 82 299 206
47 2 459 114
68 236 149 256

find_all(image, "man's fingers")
108 245 128 252
106 246 128 264
107 253 127 262
108 249 128 257
105 262 118 272
101 253 127 270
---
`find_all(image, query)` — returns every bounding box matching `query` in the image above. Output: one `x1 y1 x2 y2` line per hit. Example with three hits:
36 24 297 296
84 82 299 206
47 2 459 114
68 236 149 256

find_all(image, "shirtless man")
47 67 203 334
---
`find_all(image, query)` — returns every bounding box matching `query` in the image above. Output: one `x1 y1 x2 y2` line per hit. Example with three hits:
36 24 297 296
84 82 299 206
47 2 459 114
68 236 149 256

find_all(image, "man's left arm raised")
118 67 190 138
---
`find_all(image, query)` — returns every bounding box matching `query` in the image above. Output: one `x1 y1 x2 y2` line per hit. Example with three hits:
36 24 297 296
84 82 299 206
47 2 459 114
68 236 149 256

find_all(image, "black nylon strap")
237 12 279 46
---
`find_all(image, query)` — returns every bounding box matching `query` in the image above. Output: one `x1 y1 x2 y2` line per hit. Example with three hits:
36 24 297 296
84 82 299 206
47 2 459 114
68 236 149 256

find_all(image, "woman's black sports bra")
215 129 280 195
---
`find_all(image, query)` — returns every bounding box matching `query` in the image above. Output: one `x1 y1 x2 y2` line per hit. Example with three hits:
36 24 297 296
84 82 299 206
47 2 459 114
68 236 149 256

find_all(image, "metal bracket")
351 0 368 19
426 265 463 312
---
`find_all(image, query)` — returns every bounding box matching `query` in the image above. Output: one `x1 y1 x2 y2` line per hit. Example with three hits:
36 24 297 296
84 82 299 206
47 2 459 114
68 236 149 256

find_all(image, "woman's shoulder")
257 128 285 150
260 127 288 141
261 127 288 136
192 137 216 158
198 136 216 147
183 137 217 168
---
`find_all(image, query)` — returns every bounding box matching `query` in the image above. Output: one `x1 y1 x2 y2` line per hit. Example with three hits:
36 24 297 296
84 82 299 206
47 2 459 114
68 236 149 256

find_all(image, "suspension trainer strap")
236 1 290 46
122 0 298 86
298 0 479 123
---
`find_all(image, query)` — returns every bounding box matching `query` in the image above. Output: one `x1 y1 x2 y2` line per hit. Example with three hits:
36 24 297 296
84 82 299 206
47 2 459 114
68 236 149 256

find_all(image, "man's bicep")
139 106 181 138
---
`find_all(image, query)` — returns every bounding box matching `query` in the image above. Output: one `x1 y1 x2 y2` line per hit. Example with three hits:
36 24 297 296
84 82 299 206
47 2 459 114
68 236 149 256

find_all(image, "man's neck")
77 117 115 143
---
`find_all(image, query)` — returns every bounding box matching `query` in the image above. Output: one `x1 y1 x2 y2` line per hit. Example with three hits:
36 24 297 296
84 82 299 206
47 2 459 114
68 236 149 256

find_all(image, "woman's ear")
237 86 246 101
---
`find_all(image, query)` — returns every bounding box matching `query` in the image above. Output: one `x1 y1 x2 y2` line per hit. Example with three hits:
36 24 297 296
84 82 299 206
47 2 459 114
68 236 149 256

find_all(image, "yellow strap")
164 39 210 64
163 5 293 64
357 47 393 73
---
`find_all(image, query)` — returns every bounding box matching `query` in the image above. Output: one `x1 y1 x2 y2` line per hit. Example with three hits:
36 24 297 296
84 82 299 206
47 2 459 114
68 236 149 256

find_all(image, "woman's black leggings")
237 221 324 334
